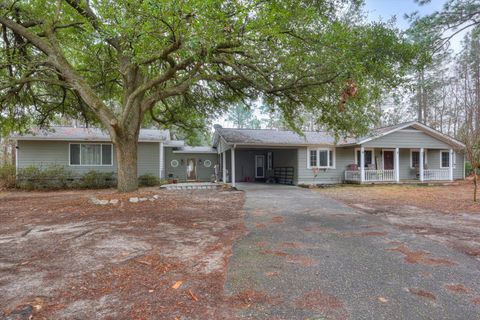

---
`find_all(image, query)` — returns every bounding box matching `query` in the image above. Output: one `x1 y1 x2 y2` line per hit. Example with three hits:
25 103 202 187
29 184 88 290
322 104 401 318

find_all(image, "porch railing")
344 170 360 182
365 169 395 182
344 169 395 182
424 169 449 181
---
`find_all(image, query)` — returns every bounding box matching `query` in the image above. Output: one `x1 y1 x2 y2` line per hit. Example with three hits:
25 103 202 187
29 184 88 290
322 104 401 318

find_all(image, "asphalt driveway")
225 183 480 320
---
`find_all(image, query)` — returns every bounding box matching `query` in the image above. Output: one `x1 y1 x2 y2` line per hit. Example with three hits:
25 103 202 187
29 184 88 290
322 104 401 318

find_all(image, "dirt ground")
0 187 245 320
317 181 480 259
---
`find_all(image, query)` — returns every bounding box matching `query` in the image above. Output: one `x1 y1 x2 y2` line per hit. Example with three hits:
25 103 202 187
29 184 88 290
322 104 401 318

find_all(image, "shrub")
138 173 160 187
465 162 473 177
0 163 16 189
16 165 74 190
77 171 116 189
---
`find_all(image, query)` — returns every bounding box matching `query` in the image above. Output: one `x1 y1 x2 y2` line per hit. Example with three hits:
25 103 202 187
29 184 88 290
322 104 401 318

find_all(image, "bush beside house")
16 166 116 190
0 164 16 189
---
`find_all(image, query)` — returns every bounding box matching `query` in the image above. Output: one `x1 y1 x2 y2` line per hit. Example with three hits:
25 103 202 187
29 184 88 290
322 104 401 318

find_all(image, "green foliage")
138 174 160 187
77 171 116 189
0 163 16 189
15 166 116 190
0 0 418 139
17 165 75 190
226 104 261 129
465 162 473 177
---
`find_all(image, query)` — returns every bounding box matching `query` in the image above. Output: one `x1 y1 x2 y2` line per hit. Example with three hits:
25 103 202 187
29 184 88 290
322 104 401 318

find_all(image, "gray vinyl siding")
137 142 160 177
17 140 160 177
297 147 355 184
164 147 217 181
225 148 297 183
363 130 451 149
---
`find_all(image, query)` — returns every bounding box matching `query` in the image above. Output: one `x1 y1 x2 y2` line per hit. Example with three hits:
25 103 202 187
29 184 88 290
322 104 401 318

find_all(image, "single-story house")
213 121 466 187
12 121 466 186
12 127 218 182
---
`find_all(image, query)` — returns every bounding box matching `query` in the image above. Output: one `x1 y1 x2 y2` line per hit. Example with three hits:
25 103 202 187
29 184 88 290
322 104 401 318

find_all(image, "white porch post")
419 148 424 182
222 151 227 182
395 148 400 182
231 147 236 187
159 142 164 179
449 148 454 181
360 146 365 183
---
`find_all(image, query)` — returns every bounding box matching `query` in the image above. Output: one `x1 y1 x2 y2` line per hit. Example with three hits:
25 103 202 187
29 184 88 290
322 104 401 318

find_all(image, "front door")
384 151 394 170
255 155 265 178
186 158 197 180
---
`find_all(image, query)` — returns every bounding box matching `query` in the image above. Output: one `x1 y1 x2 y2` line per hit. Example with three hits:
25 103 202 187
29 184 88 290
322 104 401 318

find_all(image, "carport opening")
221 148 297 185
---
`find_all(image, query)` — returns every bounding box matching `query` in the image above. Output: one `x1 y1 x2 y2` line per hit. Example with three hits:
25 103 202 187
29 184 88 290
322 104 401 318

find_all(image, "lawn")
317 181 480 258
0 188 245 319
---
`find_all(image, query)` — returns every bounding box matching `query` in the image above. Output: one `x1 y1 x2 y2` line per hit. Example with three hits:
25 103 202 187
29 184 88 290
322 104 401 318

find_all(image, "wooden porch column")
360 146 365 183
395 148 400 182
231 147 236 187
449 149 454 181
222 151 227 182
419 148 424 182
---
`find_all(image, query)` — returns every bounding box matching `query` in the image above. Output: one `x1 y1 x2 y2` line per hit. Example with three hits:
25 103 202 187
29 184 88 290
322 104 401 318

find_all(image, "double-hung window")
440 150 455 168
307 148 335 168
355 149 374 168
410 149 427 169
70 143 113 166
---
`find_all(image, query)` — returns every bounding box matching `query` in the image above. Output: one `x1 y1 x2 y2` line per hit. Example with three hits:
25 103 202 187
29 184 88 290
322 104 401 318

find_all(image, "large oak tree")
0 0 416 191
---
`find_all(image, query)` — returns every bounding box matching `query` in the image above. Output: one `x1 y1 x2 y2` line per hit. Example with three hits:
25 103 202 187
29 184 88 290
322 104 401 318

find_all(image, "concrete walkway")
225 183 480 319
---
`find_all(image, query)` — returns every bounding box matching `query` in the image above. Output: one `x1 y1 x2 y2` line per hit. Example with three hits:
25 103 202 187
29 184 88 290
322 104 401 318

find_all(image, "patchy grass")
0 188 246 319
317 181 479 214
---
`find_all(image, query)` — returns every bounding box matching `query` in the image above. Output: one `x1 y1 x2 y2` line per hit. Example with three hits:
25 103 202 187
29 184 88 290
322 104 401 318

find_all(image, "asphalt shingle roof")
12 127 170 142
216 128 355 146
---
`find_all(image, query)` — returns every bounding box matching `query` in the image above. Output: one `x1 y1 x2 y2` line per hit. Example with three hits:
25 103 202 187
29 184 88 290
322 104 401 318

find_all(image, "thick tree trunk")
115 136 138 192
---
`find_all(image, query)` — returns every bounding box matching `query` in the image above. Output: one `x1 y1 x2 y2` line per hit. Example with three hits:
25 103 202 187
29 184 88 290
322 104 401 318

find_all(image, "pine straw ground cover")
0 187 246 319
316 180 480 259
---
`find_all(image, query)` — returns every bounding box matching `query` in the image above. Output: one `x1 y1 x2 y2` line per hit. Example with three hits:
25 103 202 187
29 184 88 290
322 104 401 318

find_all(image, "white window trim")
69 143 113 166
354 148 374 166
410 149 428 169
307 147 335 169
440 150 456 169
381 149 395 170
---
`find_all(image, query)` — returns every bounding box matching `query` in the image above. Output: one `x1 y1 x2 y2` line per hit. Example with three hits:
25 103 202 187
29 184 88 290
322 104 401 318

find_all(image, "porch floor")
346 179 457 186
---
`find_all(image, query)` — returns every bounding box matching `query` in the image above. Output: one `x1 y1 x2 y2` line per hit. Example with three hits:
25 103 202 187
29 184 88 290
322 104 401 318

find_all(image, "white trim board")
307 147 336 169
68 142 113 166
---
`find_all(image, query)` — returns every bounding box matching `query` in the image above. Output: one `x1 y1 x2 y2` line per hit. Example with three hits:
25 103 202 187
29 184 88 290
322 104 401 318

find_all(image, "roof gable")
357 121 465 149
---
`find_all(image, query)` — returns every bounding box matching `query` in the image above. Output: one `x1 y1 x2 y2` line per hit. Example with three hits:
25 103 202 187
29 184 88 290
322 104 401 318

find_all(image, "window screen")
81 144 101 165
102 144 112 165
441 151 450 168
411 151 419 168
310 150 317 167
357 150 372 167
70 144 80 165
319 150 328 167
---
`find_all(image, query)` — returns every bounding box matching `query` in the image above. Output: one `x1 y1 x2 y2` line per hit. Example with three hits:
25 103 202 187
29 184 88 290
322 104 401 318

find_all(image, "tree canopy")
0 0 418 190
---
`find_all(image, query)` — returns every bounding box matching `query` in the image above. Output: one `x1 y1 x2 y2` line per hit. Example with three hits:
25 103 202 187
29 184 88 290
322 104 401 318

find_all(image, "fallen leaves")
171 281 183 290
408 288 436 300
188 289 199 301
387 244 456 267
378 297 388 303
